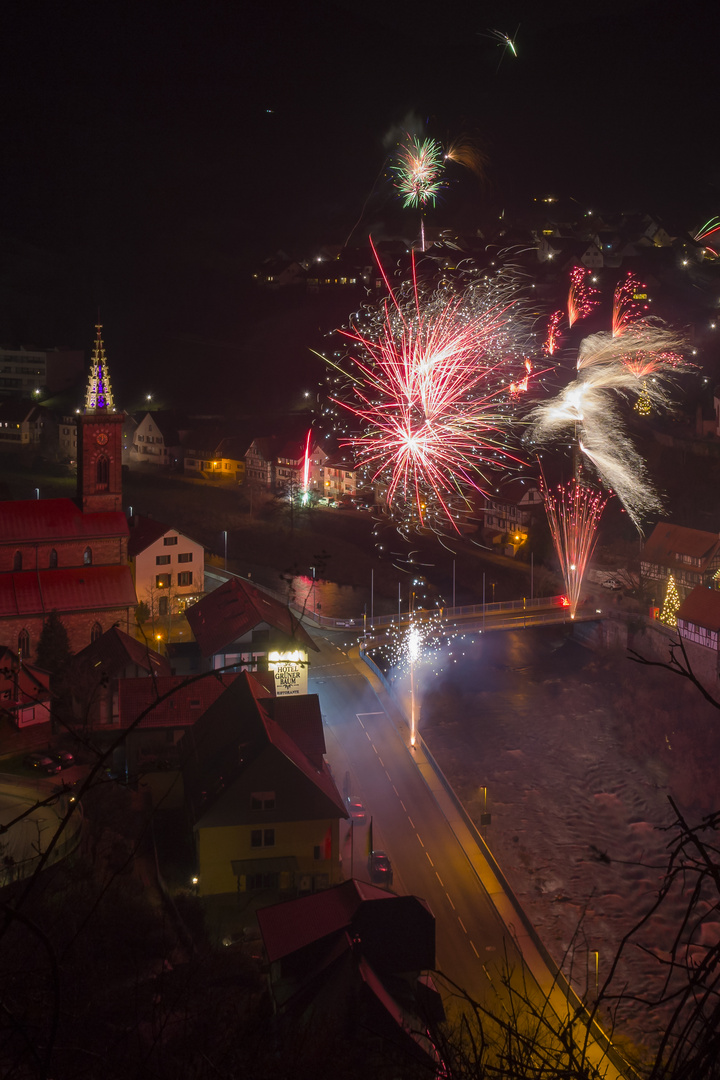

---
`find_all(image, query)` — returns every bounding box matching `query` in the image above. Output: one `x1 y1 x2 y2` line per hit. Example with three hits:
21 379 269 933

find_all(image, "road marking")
482 964 492 983
384 770 392 782
357 712 384 716
392 786 399 796
357 718 365 729
377 755 384 766
366 733 372 743
445 891 455 910
458 917 467 934
407 816 414 829
470 941 479 958
434 871 444 887
426 852 434 868
416 833 424 848
399 800 407 812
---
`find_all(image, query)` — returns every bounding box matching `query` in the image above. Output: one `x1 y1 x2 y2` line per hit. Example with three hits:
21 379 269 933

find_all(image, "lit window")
156 574 171 588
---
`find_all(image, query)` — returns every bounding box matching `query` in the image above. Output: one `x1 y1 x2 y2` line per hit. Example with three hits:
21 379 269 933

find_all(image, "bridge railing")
299 593 568 632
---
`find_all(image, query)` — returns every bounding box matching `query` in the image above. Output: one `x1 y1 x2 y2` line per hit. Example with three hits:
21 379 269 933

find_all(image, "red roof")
127 515 200 558
186 577 318 658
0 647 52 707
267 695 326 770
0 566 137 617
118 673 238 728
678 586 720 631
642 522 720 567
0 498 128 544
72 627 170 678
258 879 393 963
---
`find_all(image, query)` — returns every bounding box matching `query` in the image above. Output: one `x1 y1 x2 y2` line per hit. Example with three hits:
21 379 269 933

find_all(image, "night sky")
2 1 716 410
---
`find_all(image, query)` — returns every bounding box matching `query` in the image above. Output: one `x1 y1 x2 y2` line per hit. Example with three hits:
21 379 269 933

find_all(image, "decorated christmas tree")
634 380 652 416
659 573 680 627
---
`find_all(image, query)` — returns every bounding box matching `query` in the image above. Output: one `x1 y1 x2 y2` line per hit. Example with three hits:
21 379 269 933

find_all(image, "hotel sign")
268 650 308 696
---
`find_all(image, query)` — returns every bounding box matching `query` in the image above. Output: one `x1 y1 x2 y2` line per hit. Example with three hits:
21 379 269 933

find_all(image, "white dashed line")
470 941 479 958
407 816 414 829
392 786 399 796
416 833 424 848
445 892 455 910
399 801 407 812
426 852 434 868
458 917 467 934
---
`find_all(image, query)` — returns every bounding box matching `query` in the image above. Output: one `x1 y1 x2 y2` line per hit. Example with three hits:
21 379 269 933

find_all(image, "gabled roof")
678 586 720 631
0 498 129 544
0 566 137 617
181 673 345 826
0 646 52 707
245 436 278 462
642 522 720 568
186 577 318 658
266 695 326 770
72 626 170 680
258 878 395 963
118 673 237 728
127 515 200 558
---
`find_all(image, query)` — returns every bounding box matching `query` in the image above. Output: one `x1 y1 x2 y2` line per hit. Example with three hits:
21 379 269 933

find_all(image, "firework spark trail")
544 310 563 356
694 216 720 256
301 428 312 504
612 272 649 337
528 323 687 528
541 477 608 619
330 249 538 534
392 135 445 209
444 136 487 182
567 266 599 327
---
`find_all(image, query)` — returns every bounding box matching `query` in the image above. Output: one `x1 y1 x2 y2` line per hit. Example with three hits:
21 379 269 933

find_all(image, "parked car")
368 850 393 886
52 750 75 769
602 579 622 590
348 799 366 824
24 752 62 776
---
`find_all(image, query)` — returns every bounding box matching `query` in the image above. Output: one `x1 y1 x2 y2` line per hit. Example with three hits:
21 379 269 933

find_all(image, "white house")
127 516 204 620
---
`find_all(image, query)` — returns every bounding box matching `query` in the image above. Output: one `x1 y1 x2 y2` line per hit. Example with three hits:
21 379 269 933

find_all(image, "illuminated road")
309 631 626 1077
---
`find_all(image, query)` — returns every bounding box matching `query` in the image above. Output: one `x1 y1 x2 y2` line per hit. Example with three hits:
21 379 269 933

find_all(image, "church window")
96 454 109 490
18 629 30 659
84 547 93 566
13 550 22 571
91 622 102 642
49 549 58 568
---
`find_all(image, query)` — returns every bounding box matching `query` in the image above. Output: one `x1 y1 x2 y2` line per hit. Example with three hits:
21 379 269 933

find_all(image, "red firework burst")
567 267 599 328
544 310 564 356
541 476 609 618
612 272 649 337
331 246 534 531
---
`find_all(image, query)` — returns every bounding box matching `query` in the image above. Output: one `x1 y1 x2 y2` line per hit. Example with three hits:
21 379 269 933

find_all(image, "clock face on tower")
96 432 109 446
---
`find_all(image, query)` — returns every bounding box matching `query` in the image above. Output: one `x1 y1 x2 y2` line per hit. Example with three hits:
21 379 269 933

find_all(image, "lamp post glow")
223 530 227 571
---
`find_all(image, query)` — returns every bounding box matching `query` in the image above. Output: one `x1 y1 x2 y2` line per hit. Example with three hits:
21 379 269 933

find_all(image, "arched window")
83 546 92 566
49 548 58 569
96 454 109 490
13 550 22 571
91 622 103 642
17 629 30 659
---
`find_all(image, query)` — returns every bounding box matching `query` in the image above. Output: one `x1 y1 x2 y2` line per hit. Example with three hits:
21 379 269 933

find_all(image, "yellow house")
182 672 347 898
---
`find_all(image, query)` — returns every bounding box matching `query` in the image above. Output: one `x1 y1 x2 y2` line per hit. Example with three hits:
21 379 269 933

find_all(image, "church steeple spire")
85 324 115 412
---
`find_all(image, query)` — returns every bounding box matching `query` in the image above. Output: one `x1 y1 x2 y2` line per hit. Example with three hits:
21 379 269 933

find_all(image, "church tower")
77 325 124 513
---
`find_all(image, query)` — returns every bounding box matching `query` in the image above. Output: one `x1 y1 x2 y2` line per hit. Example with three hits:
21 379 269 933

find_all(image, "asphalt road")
309 632 525 1014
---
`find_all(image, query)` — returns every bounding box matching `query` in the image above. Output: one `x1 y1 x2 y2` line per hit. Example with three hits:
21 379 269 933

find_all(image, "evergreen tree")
35 609 72 675
659 573 680 627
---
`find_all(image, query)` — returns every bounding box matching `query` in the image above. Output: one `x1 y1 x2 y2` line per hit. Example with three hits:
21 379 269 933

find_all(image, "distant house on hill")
677 586 720 687
127 515 204 621
129 411 187 468
181 672 347 898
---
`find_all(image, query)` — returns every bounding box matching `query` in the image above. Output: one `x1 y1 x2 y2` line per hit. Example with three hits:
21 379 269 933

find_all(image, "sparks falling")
567 266 599 328
612 272 649 337
544 310 564 356
329 245 537 535
541 477 608 619
392 135 445 209
528 322 688 529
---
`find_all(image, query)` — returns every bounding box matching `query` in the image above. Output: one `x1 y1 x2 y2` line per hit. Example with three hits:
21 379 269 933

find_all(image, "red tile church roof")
0 566 136 617
0 499 128 544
